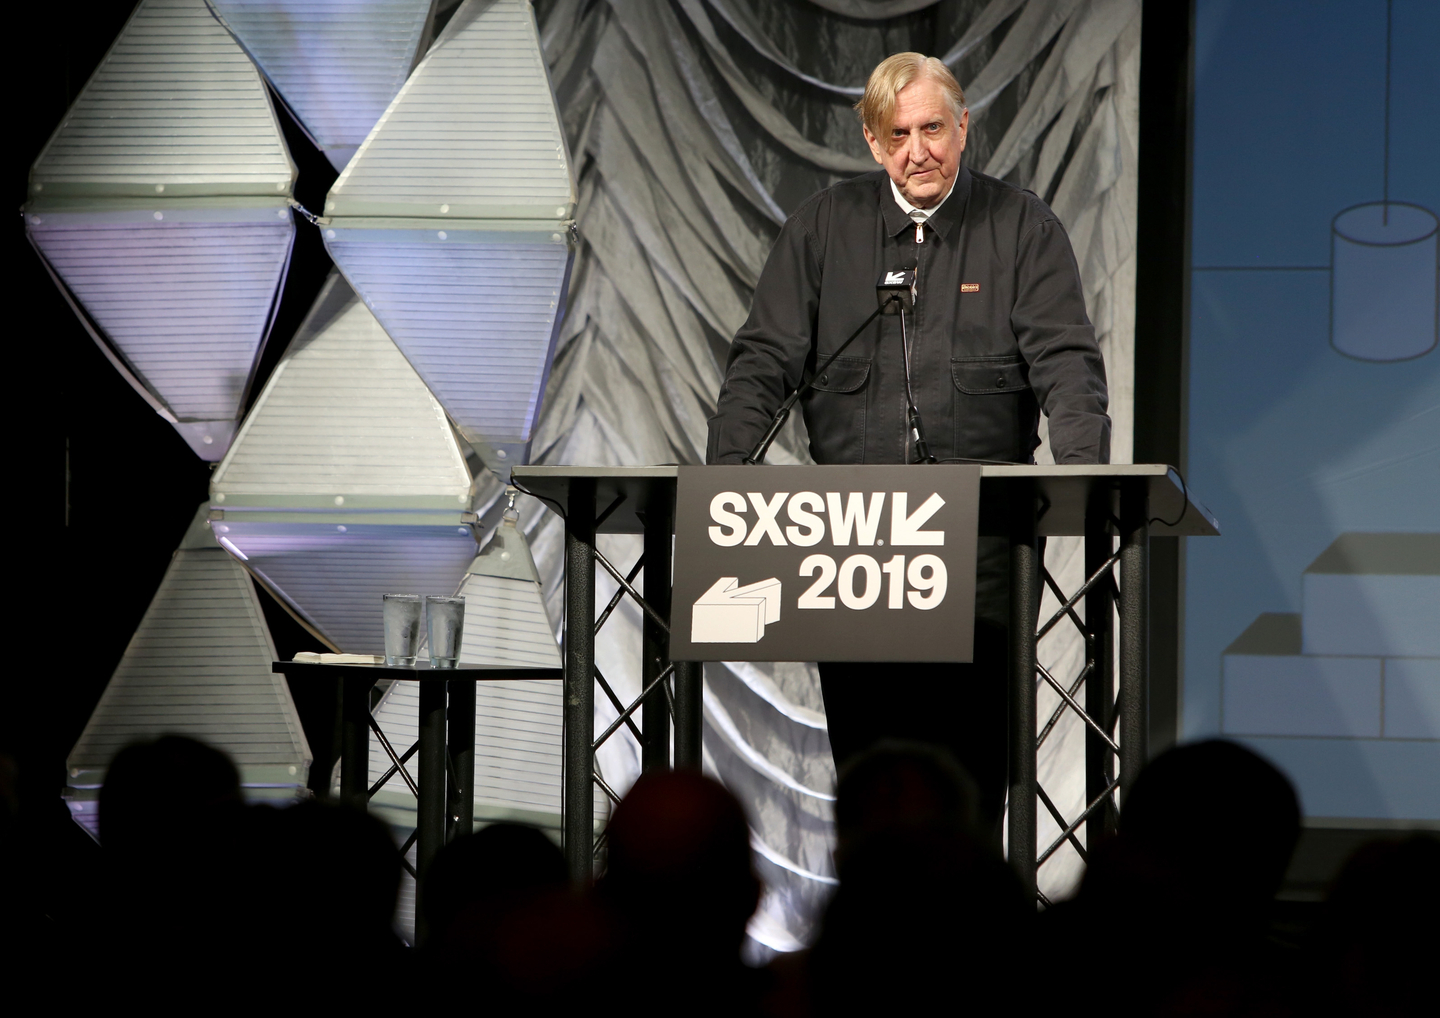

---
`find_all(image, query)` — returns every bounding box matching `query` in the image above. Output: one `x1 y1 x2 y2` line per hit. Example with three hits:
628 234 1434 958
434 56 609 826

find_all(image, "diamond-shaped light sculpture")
322 0 577 473
210 272 478 654
206 0 437 172
65 504 312 837
24 0 298 461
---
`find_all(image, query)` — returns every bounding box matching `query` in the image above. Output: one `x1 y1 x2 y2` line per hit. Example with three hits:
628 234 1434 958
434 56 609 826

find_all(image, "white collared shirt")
890 176 956 243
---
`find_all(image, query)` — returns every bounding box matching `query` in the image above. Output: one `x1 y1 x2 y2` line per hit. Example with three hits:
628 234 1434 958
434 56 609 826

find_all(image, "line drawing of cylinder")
1330 202 1438 362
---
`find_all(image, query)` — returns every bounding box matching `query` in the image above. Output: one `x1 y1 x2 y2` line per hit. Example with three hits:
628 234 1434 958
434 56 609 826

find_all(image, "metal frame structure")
514 469 705 883
514 465 1217 892
271 660 561 942
273 465 1213 915
1002 480 1162 902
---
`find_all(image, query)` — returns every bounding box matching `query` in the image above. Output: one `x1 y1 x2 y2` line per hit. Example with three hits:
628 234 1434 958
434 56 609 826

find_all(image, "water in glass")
382 594 423 666
426 595 466 669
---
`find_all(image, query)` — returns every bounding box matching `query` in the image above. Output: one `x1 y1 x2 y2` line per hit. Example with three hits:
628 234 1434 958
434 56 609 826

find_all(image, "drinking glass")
425 595 466 670
382 594 423 666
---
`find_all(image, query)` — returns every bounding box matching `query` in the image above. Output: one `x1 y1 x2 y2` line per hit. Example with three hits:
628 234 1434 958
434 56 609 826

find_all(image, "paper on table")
292 652 386 665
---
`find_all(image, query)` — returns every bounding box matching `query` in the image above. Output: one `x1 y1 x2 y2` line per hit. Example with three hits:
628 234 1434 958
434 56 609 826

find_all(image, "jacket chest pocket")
951 356 1038 463
802 357 870 464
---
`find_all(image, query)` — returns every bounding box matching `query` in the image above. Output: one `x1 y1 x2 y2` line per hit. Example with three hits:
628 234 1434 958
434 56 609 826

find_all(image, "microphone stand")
898 301 937 463
744 296 899 465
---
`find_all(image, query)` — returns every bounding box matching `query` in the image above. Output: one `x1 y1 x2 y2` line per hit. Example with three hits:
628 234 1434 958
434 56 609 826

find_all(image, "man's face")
863 77 968 209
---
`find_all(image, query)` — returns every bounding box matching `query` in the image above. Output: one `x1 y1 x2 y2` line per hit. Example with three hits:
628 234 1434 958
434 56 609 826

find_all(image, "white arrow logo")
884 271 906 284
691 577 782 643
890 492 946 546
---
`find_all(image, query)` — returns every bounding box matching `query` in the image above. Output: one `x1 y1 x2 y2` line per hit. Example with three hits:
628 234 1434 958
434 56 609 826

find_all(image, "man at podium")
706 53 1110 837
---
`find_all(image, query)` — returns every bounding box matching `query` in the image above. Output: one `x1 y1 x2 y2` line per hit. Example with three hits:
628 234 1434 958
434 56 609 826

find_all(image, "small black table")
272 660 562 901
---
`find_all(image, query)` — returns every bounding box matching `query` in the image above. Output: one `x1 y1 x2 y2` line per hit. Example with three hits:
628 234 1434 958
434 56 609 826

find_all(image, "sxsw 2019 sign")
671 465 980 662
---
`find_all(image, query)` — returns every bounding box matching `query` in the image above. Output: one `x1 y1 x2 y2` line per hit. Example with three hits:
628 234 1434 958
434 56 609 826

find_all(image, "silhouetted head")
834 739 979 869
1119 739 1300 916
269 800 401 951
814 744 1025 1014
1310 834 1439 1016
812 828 1027 1013
601 771 759 959
99 735 242 857
421 822 566 940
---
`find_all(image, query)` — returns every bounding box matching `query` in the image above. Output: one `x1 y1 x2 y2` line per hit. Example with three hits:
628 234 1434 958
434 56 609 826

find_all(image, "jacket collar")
879 165 972 240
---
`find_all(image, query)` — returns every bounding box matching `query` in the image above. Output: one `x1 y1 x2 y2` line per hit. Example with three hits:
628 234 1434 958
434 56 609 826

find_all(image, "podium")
511 465 1218 897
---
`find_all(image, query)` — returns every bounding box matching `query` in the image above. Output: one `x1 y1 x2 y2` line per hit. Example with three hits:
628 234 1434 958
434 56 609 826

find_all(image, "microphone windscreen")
876 268 916 312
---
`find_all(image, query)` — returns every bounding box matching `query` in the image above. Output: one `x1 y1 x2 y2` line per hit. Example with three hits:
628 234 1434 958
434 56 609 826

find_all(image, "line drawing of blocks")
1222 613 1382 737
1384 658 1440 739
1302 534 1440 658
692 577 782 644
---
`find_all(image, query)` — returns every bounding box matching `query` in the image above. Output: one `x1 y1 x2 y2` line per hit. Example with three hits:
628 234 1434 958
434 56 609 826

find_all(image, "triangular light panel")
211 272 478 654
65 505 312 837
458 513 562 668
207 0 438 172
460 513 567 821
323 0 577 473
25 0 297 461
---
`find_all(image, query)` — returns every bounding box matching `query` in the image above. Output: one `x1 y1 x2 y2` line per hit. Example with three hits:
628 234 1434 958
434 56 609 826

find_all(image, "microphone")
876 268 916 312
743 271 909 465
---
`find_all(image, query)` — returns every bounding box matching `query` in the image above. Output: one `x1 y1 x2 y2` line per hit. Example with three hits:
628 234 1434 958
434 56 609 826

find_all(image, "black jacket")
707 167 1110 465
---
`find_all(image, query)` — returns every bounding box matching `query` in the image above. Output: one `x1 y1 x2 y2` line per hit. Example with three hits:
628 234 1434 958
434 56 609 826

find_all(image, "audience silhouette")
75 731 1432 1017
419 820 607 1008
257 799 408 981
421 820 566 942
806 740 1028 1016
598 769 765 1015
1303 833 1438 1017
95 735 253 1000
1039 739 1303 1015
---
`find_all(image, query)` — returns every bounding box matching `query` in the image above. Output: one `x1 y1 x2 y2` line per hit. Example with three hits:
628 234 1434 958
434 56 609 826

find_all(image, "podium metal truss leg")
1017 481 1149 904
563 485 699 876
642 492 675 773
673 661 703 769
1085 511 1118 846
564 479 597 884
1118 487 1150 801
1008 499 1040 899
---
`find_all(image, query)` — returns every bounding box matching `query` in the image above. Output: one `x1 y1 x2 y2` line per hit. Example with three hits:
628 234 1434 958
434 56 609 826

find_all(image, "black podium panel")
670 464 981 662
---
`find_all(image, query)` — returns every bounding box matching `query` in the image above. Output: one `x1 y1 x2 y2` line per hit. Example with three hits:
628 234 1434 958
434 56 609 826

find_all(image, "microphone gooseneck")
743 296 898 465
744 267 936 466
896 298 937 464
